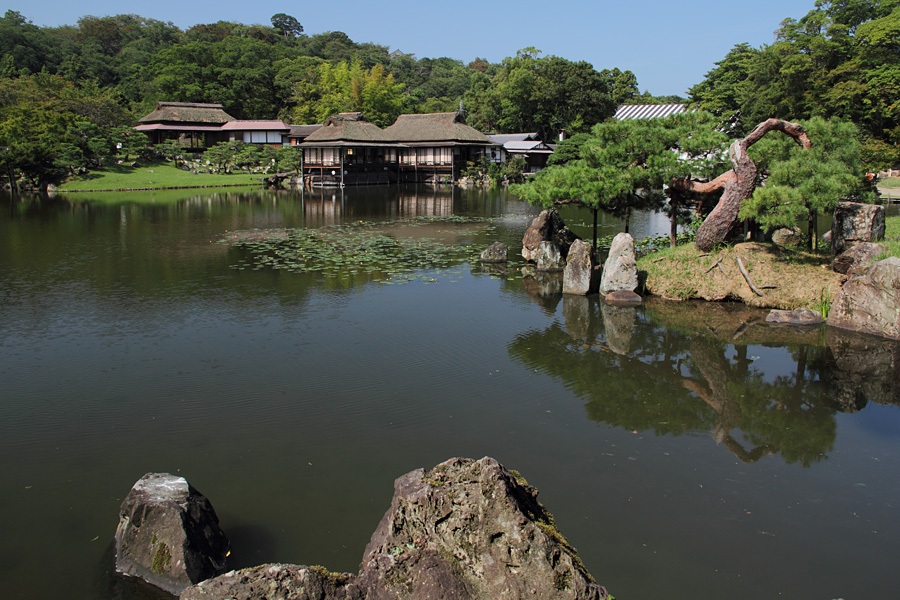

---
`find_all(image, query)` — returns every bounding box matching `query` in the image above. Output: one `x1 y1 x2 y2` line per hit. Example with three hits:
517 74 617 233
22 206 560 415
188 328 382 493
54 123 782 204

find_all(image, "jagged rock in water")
522 209 580 262
355 457 608 600
765 308 825 325
563 239 598 295
480 241 509 263
828 257 900 340
832 242 887 275
599 233 638 296
831 201 885 258
179 458 610 600
115 473 229 595
534 241 567 272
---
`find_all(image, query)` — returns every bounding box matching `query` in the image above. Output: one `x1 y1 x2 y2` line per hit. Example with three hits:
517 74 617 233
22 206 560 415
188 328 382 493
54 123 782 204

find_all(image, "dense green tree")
690 1 900 168
600 67 639 105
513 112 729 248
464 48 616 139
271 13 303 39
289 60 406 127
739 116 874 248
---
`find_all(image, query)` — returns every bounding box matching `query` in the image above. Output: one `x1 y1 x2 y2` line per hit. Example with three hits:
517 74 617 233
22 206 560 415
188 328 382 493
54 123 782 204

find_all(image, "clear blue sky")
12 0 818 96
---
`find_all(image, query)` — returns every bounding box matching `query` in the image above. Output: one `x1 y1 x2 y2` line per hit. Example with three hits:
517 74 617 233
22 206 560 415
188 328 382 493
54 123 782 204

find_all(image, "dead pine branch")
705 259 722 274
736 256 764 296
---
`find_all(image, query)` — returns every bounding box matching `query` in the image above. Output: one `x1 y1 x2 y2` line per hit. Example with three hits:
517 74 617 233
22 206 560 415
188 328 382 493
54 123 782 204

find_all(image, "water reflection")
509 298 900 467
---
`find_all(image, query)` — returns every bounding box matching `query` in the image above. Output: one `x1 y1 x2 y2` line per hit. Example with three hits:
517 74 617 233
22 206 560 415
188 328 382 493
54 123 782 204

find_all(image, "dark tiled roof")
138 102 236 124
384 112 493 144
301 113 391 144
613 104 688 120
486 133 540 144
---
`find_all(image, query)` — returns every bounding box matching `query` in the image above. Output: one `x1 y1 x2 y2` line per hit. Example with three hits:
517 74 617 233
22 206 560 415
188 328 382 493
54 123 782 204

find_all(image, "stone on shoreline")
828 257 900 340
115 473 229 595
765 307 825 325
831 201 885 258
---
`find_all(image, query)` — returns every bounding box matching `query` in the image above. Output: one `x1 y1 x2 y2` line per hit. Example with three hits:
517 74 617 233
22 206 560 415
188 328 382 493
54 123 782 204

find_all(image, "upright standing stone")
831 201 885 258
599 233 638 296
114 473 230 595
563 239 598 295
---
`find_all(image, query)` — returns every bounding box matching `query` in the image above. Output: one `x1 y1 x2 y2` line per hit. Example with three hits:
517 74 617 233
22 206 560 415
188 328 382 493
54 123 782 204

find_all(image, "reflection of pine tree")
507 306 838 466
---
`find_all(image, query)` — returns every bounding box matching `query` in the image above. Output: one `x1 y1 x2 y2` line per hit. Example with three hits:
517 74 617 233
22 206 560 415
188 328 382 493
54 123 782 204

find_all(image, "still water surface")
1 185 898 599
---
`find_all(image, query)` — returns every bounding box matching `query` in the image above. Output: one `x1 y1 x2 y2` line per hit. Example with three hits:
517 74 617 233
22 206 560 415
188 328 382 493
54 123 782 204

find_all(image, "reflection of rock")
828 257 900 340
522 267 562 296
521 209 579 262
563 239 598 295
765 307 824 325
832 241 886 275
563 294 593 341
480 241 508 263
115 473 229 595
600 301 636 355
182 458 610 600
534 241 567 271
831 201 885 257
605 290 642 305
599 233 637 295
478 262 508 276
826 327 900 410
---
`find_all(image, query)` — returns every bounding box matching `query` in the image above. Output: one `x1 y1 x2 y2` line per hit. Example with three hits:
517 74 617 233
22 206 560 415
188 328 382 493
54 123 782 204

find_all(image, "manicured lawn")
57 161 263 191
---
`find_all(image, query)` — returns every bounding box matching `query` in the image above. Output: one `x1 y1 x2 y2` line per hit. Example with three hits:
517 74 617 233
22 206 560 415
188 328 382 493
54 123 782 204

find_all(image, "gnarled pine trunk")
674 119 811 252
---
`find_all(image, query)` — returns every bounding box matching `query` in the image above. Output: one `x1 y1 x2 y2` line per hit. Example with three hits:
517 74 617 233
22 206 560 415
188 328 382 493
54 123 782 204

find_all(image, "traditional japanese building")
135 102 236 149
383 112 497 183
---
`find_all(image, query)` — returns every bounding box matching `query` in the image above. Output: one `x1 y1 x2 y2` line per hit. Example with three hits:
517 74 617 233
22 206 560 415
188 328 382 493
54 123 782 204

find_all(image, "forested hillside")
689 0 900 170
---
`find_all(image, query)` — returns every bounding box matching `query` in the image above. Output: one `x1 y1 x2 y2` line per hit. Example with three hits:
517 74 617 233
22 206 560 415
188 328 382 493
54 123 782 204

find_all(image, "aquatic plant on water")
221 215 524 284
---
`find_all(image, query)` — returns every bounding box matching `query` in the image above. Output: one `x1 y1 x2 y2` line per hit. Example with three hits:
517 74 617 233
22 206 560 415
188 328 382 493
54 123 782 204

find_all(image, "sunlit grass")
58 161 261 191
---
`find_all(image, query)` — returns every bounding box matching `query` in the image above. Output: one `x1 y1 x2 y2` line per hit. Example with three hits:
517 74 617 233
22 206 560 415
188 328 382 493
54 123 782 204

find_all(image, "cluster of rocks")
512 209 641 304
825 202 900 341
114 458 610 600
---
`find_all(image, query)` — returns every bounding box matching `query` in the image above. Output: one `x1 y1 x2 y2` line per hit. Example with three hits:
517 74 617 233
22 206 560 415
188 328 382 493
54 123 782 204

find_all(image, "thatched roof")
138 102 235 124
300 113 392 146
384 112 494 145
288 124 323 139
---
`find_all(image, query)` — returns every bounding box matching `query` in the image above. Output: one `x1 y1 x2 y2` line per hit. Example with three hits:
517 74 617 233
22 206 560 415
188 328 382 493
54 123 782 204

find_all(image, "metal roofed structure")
614 104 688 120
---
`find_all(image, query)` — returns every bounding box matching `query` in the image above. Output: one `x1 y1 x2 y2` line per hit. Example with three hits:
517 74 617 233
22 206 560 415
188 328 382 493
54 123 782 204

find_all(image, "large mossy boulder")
115 473 229 595
828 257 900 340
180 458 610 600
831 201 885 258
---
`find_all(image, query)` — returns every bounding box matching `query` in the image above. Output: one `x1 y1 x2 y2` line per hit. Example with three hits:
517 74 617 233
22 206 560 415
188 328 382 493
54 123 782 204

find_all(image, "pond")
1 185 898 600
